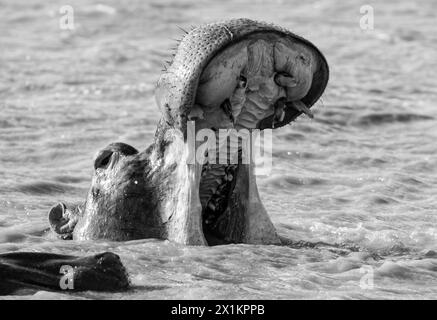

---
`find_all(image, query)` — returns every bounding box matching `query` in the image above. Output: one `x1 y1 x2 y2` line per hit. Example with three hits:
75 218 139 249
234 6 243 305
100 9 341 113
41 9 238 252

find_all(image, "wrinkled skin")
1 19 329 294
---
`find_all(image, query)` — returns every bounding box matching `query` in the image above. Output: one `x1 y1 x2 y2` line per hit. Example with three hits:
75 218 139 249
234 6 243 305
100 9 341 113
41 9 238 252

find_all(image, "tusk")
289 100 314 119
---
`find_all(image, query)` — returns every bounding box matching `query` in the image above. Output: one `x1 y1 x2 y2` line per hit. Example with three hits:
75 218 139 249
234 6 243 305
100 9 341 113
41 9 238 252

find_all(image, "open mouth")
189 33 325 245
199 160 240 245
48 20 328 245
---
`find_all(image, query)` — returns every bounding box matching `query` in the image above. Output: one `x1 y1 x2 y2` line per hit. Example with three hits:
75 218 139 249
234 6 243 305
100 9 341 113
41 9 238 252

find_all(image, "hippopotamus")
1 18 329 294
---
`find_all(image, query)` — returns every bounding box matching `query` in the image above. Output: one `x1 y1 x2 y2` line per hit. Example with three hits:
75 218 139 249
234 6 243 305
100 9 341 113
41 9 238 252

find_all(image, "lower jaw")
200 162 241 245
201 162 281 246
162 134 280 246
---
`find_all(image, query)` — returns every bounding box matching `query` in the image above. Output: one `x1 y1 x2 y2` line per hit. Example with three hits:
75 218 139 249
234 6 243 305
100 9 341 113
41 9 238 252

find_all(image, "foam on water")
0 0 436 299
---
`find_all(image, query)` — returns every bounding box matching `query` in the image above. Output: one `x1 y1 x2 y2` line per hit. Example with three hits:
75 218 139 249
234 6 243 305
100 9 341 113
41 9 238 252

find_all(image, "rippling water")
1 0 436 299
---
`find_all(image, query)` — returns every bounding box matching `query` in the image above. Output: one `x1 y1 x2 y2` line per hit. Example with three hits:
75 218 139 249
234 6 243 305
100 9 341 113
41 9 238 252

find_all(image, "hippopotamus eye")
94 150 114 170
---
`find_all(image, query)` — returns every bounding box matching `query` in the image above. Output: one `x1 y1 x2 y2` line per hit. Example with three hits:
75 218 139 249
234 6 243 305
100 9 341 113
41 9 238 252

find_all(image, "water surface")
0 0 436 299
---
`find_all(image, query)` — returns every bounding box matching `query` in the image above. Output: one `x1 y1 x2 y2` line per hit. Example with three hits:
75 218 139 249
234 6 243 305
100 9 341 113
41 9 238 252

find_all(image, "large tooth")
290 100 314 118
230 75 247 120
273 98 286 128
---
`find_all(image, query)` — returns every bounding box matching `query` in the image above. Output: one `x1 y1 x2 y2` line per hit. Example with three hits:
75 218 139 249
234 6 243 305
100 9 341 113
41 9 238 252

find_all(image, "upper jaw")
157 20 329 136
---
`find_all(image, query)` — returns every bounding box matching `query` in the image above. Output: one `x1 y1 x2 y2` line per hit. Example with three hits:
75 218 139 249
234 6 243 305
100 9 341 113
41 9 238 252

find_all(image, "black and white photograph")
0 0 436 304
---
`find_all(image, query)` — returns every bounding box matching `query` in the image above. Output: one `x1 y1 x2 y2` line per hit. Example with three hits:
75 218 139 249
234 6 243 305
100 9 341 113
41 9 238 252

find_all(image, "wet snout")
49 142 148 241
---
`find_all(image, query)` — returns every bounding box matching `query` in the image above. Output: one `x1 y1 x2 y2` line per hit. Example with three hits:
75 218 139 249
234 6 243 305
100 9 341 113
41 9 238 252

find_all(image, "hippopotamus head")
48 19 329 246
49 142 155 241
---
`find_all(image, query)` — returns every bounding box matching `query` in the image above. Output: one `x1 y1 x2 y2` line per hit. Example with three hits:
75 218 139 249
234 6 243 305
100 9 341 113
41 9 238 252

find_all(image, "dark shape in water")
0 251 129 295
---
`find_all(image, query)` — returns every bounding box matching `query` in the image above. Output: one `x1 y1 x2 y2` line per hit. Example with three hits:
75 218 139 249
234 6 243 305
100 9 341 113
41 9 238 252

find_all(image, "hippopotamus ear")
48 203 79 240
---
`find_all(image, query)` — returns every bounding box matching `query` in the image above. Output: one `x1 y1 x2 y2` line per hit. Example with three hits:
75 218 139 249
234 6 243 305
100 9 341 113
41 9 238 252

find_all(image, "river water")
0 0 436 299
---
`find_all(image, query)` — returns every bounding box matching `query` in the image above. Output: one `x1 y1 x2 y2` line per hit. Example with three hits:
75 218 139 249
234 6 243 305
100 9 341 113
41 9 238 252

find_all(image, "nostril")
99 155 111 167
94 150 113 170
93 143 137 171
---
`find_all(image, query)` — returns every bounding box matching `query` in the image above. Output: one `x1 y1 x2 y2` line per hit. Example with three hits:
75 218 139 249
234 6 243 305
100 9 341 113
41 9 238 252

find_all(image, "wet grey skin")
48 18 329 246
1 19 328 294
